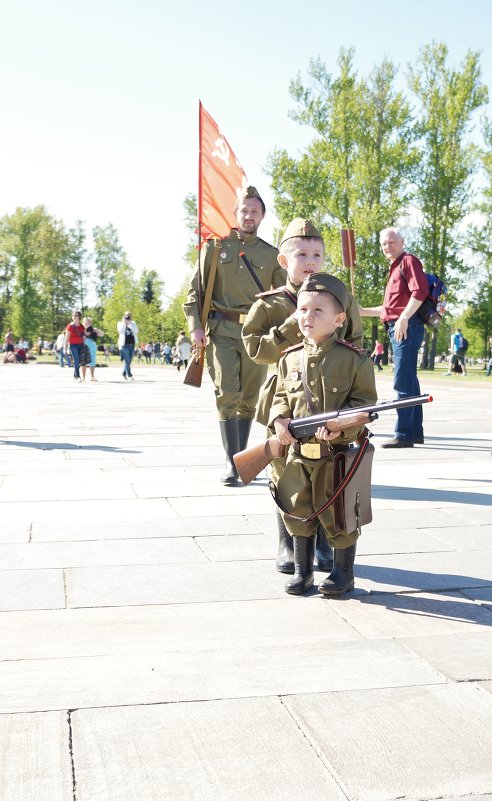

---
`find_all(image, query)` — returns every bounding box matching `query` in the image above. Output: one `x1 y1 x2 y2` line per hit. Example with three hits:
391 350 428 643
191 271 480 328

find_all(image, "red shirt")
66 323 85 344
380 252 428 323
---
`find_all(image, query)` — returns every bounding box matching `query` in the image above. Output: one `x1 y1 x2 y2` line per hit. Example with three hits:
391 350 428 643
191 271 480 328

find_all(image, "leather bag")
332 441 374 532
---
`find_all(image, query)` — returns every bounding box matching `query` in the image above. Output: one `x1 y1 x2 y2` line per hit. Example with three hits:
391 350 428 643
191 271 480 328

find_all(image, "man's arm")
359 305 383 317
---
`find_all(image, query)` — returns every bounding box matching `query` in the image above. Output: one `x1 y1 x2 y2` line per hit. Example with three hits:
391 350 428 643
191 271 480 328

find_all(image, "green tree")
6 207 47 341
466 120 492 355
140 269 164 307
267 49 416 348
102 261 140 344
92 224 126 310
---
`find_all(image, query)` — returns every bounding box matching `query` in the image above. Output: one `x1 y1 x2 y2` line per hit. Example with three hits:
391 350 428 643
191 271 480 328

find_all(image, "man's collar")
231 228 259 244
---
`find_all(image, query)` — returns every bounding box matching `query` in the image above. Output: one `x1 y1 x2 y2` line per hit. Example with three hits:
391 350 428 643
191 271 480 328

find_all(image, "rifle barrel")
289 394 433 440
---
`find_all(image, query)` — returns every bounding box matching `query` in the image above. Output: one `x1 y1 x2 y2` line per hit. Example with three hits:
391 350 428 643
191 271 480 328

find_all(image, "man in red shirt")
360 227 428 448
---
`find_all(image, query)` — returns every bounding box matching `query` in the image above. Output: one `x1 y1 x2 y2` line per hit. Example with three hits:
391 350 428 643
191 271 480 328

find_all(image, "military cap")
235 185 265 211
298 272 348 312
280 218 323 246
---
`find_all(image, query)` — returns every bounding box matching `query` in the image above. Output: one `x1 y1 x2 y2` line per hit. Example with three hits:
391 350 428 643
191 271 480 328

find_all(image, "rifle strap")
268 435 371 524
200 239 221 331
239 252 265 293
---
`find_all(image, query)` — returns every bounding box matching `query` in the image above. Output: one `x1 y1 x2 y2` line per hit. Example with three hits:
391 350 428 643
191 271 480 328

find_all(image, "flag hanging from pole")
199 101 247 240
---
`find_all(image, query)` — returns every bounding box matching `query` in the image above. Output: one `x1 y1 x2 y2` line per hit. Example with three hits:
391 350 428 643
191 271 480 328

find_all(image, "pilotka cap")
235 185 265 209
280 218 323 246
299 272 348 312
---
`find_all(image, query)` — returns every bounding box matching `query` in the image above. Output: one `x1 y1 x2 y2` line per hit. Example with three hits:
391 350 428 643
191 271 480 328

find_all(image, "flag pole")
197 100 203 319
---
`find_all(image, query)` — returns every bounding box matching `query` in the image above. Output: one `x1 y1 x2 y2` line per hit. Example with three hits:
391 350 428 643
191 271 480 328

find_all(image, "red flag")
199 101 247 239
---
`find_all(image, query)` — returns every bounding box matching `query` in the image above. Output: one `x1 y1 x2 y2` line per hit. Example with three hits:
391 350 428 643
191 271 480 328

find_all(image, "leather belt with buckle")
293 441 331 459
208 311 248 324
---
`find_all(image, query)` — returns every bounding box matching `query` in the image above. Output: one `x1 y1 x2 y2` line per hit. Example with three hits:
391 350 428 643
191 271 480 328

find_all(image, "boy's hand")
273 417 296 445
315 426 343 442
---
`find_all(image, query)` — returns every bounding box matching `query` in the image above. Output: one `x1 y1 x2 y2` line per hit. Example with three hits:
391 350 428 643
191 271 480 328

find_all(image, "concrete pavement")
0 361 491 801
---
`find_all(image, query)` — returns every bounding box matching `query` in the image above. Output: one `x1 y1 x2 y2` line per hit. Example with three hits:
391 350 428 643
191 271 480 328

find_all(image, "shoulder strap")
200 239 221 330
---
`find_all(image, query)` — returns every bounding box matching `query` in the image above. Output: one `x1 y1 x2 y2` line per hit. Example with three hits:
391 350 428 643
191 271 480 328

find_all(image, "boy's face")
278 238 324 285
297 290 346 345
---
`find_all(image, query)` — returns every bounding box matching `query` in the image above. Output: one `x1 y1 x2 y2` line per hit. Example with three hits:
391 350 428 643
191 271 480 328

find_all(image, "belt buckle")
239 313 247 324
300 442 321 459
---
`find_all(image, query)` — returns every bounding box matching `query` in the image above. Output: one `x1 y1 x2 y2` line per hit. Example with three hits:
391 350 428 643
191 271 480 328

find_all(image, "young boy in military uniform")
183 186 285 486
268 272 377 596
242 219 364 575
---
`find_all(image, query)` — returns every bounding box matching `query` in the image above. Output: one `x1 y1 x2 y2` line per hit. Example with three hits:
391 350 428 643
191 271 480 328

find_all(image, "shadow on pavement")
0 439 141 454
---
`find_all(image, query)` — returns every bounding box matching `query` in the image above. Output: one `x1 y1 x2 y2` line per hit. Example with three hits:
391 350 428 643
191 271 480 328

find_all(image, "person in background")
175 330 192 371
370 339 384 372
3 328 15 353
55 331 71 367
117 311 139 381
359 227 428 448
163 342 172 364
445 328 468 376
81 317 104 382
486 335 492 377
64 310 85 381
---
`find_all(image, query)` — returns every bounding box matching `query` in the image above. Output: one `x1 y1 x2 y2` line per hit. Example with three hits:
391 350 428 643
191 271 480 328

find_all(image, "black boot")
318 543 357 596
219 420 240 486
237 418 253 451
285 535 315 595
315 527 333 572
276 510 294 574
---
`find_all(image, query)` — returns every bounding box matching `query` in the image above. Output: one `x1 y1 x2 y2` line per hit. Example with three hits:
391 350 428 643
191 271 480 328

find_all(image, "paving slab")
31 514 261 542
284 683 492 801
67 560 287 607
326 590 492 639
355 549 492 593
0 568 65 611
0 636 444 714
0 520 31 544
71 698 347 801
0 537 206 570
0 598 362 661
401 629 492 681
0 711 73 801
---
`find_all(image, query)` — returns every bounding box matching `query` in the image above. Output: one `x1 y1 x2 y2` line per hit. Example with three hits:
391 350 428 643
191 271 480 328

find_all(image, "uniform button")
310 381 315 386
333 387 338 392
310 363 315 367
297 333 301 338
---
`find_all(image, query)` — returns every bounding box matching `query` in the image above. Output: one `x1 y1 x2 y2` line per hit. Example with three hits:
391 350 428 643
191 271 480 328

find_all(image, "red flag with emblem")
199 101 247 240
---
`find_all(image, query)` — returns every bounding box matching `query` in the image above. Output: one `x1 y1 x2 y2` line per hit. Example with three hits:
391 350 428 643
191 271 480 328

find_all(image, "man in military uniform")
242 218 364 575
183 186 285 485
268 272 377 596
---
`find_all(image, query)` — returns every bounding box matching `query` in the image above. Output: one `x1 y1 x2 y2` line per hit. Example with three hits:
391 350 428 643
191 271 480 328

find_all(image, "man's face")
298 291 346 345
380 231 404 262
235 197 264 236
279 238 324 285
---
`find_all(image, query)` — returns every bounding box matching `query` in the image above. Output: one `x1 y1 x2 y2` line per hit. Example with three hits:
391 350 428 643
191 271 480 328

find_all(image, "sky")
1 0 492 301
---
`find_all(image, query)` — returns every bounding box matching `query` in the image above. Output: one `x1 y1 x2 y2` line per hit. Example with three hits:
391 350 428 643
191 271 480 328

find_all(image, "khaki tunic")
268 334 377 547
242 277 364 425
183 230 284 419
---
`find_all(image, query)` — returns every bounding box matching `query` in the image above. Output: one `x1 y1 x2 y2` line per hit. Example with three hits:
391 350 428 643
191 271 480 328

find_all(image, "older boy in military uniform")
268 273 377 596
183 186 285 486
242 219 364 575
